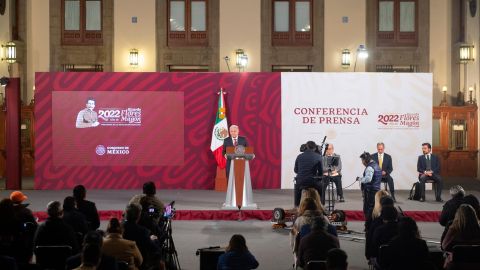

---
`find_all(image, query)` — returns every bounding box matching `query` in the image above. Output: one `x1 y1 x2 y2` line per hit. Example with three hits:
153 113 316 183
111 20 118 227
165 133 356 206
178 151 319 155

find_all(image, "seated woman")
442 204 480 268
102 218 143 270
217 234 259 270
381 217 429 269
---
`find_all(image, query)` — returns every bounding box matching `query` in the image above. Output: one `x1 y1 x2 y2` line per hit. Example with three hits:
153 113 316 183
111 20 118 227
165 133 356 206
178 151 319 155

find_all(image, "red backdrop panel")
35 72 281 189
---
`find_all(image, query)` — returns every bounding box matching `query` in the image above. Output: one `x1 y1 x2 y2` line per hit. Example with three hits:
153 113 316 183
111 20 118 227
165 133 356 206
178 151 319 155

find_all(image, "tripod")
322 171 336 214
162 218 181 270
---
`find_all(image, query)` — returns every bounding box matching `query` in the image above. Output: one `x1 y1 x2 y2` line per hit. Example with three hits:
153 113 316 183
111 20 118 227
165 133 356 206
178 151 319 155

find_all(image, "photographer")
294 141 323 207
321 144 344 203
357 152 382 223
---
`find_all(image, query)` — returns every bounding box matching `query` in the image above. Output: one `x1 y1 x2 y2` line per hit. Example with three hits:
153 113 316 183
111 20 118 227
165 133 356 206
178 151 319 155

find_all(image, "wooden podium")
222 146 257 209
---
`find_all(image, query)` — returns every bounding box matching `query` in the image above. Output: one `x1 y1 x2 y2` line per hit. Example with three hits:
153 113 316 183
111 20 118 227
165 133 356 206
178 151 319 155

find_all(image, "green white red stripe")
210 89 228 168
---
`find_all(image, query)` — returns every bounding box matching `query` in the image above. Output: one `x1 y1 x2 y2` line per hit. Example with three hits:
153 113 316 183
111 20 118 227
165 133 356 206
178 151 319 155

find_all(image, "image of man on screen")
75 97 100 128
223 125 248 178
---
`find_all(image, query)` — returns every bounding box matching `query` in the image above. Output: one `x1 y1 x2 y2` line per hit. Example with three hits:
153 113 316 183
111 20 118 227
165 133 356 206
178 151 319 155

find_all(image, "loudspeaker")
196 247 225 270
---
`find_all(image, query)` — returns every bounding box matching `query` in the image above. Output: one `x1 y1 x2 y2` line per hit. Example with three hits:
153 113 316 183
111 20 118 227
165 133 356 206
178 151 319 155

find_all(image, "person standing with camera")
294 141 323 207
321 143 344 203
357 152 382 222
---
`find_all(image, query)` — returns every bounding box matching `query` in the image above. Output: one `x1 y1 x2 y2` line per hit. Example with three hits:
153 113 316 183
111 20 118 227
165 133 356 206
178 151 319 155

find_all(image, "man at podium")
223 125 248 178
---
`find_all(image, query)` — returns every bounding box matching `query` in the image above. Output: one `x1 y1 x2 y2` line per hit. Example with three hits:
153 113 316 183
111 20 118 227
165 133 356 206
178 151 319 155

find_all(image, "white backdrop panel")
281 73 432 190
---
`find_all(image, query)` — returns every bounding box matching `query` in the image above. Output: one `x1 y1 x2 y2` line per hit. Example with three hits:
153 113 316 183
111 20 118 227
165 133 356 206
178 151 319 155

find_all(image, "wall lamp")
354 44 368 72
1 41 17 63
129 49 139 67
235 49 248 72
341 49 351 69
459 44 474 63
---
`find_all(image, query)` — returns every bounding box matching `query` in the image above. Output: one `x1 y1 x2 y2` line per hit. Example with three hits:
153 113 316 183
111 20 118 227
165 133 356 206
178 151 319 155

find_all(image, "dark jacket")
34 217 79 254
122 220 159 262
417 154 441 175
63 209 89 236
439 196 464 226
76 200 100 231
296 230 340 268
371 221 398 258
372 152 393 175
294 150 322 187
383 236 429 269
217 250 259 270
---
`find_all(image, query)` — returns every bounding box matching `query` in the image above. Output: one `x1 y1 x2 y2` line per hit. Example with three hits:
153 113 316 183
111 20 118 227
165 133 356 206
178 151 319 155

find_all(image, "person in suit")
372 142 396 201
294 141 323 207
73 185 100 231
417 143 443 202
222 125 248 178
102 218 143 270
321 143 344 203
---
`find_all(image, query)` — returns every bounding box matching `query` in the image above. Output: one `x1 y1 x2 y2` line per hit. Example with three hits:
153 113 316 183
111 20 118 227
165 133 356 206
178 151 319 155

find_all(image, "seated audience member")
217 234 259 270
63 196 89 242
102 218 143 270
130 181 165 218
326 248 348 270
321 143 344 203
369 205 399 260
365 195 398 260
383 217 429 270
0 199 18 258
366 190 390 230
291 198 328 252
442 204 480 250
296 217 340 269
10 190 38 262
34 201 79 254
122 203 160 268
416 143 443 202
73 244 101 270
463 194 480 219
442 204 480 268
0 255 17 270
439 185 465 227
299 188 323 212
73 185 100 231
66 231 118 270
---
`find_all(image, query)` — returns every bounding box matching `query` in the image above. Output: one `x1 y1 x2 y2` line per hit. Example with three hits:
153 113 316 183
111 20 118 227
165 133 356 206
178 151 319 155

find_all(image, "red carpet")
33 209 441 222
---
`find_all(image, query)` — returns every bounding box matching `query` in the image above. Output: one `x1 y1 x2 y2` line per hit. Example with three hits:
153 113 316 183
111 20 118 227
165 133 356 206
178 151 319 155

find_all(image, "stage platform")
2 187 479 222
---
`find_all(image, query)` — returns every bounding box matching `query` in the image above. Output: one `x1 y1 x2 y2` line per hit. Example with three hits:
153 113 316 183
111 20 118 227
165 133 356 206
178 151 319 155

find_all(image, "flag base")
214 167 227 192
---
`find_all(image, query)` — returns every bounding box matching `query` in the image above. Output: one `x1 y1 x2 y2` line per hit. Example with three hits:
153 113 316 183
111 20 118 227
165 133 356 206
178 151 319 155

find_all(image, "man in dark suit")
372 142 396 201
294 141 322 207
73 185 100 231
222 125 248 178
417 142 443 202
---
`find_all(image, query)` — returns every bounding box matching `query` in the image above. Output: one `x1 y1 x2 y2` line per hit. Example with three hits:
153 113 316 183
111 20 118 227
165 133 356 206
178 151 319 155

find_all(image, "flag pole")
214 88 228 191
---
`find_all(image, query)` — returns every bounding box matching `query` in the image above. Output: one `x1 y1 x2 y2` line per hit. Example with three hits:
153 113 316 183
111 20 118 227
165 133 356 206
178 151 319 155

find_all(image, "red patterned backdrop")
35 72 281 189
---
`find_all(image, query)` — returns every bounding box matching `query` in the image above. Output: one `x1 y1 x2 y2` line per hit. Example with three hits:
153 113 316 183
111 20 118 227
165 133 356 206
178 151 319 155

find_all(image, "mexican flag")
210 89 229 169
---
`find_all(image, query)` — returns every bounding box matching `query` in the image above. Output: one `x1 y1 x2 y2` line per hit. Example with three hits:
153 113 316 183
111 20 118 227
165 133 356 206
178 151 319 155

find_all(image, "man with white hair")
439 185 465 227
222 125 248 178
34 201 79 254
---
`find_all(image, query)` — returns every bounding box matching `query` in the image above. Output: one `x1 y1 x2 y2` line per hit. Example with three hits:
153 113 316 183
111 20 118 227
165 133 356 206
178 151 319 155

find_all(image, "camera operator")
130 181 165 218
122 203 161 269
321 144 344 203
357 152 382 223
294 141 323 207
